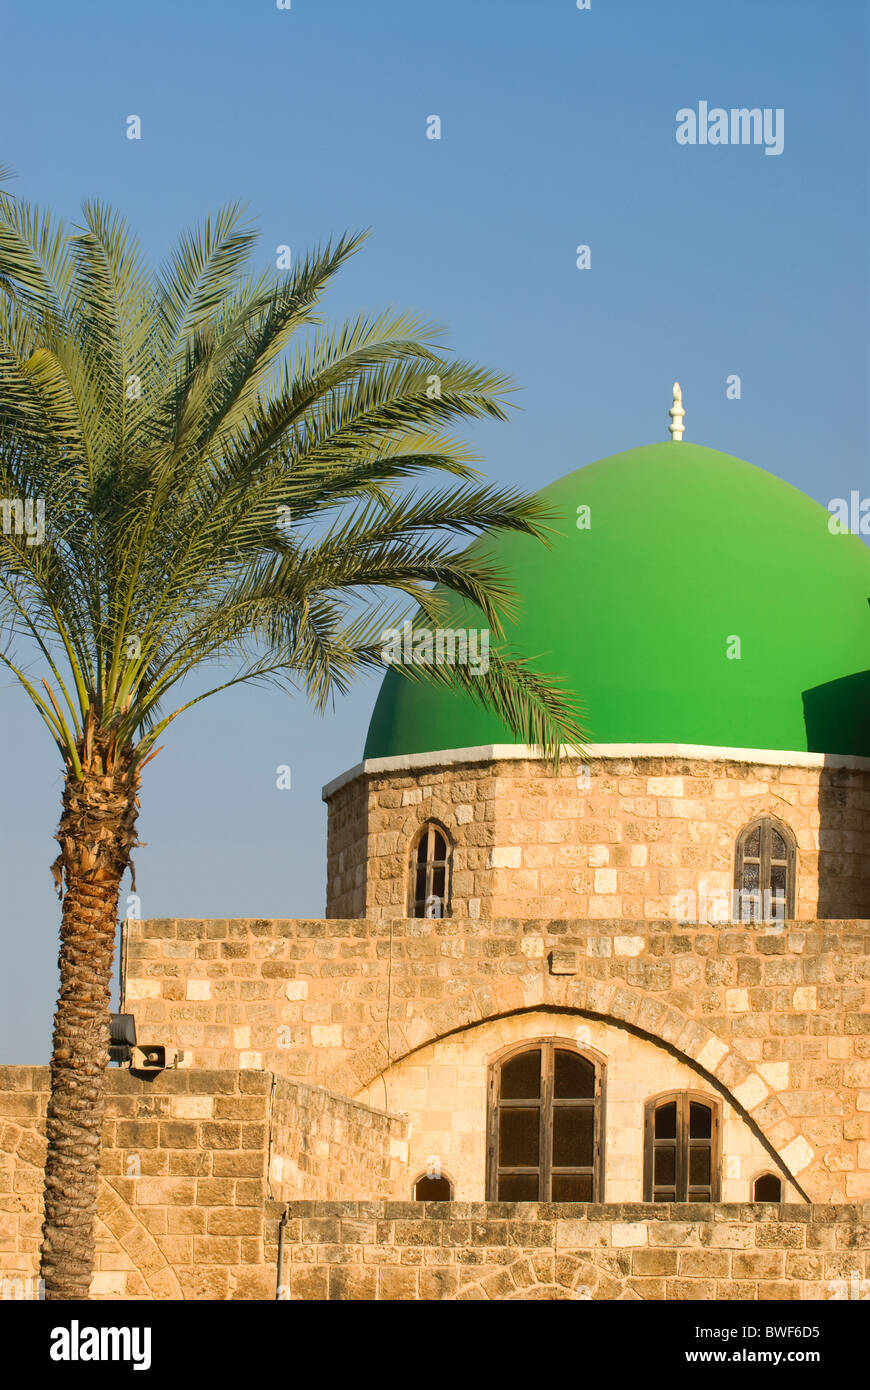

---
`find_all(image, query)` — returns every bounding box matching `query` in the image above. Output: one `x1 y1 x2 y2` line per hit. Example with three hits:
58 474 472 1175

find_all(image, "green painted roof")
364 443 870 759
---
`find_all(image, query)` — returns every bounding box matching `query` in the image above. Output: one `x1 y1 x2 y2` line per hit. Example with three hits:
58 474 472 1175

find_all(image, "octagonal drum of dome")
324 440 870 924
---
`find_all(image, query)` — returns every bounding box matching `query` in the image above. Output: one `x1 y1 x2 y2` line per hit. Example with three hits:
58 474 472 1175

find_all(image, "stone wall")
0 1065 275 1299
323 748 870 922
269 1079 408 1201
120 915 870 1202
0 1066 44 1297
325 752 498 920
356 1010 803 1204
0 1065 405 1299
278 1200 870 1301
324 767 369 918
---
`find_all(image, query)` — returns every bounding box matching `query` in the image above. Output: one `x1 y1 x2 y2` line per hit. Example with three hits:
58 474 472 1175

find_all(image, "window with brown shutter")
486 1041 605 1201
644 1092 720 1201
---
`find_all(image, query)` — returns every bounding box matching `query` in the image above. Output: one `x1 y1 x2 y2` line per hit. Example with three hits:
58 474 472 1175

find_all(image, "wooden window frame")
734 815 797 921
486 1039 606 1201
408 821 453 918
643 1091 721 1202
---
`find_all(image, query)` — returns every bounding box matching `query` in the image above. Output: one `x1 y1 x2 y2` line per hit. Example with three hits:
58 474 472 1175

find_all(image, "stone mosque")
2 390 869 1300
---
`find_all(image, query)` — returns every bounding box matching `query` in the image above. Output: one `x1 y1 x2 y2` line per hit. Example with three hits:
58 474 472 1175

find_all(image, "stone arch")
0 1116 183 1300
325 973 811 1199
749 1167 785 1203
410 1165 456 1200
95 1177 184 1299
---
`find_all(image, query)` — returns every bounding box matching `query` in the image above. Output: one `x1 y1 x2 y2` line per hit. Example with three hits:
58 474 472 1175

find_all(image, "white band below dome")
321 742 870 801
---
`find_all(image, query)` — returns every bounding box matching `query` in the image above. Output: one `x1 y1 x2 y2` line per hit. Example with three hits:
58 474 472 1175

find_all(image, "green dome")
364 443 870 759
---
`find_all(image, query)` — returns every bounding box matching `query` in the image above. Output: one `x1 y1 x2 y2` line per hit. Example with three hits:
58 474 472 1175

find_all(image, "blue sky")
0 0 867 1060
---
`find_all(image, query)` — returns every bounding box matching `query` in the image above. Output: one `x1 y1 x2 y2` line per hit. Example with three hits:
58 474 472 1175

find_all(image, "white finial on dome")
669 382 685 441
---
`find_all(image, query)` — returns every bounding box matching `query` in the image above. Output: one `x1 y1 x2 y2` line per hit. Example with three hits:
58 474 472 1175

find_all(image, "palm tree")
0 191 585 1299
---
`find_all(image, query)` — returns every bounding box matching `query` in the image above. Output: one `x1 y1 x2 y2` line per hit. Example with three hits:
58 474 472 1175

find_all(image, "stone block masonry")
0 1066 406 1299
0 1065 275 1299
3 1059 866 1300
5 891 868 1299
277 1201 870 1301
324 749 870 921
121 915 870 1202
269 1078 408 1201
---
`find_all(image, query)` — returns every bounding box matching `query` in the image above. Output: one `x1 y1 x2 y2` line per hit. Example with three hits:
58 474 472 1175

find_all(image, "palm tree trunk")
40 728 140 1300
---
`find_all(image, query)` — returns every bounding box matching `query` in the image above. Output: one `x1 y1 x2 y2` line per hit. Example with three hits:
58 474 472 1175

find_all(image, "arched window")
753 1172 783 1202
644 1092 720 1202
486 1041 604 1201
734 817 796 921
409 822 451 918
413 1173 453 1200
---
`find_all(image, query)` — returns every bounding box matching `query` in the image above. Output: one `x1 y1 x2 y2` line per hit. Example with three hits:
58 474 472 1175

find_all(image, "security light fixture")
109 1012 136 1065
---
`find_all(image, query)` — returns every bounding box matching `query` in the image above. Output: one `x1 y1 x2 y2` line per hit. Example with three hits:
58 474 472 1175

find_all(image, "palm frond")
0 196 588 770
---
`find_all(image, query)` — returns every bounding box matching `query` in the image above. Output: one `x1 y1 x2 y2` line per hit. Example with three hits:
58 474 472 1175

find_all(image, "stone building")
2 399 869 1300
